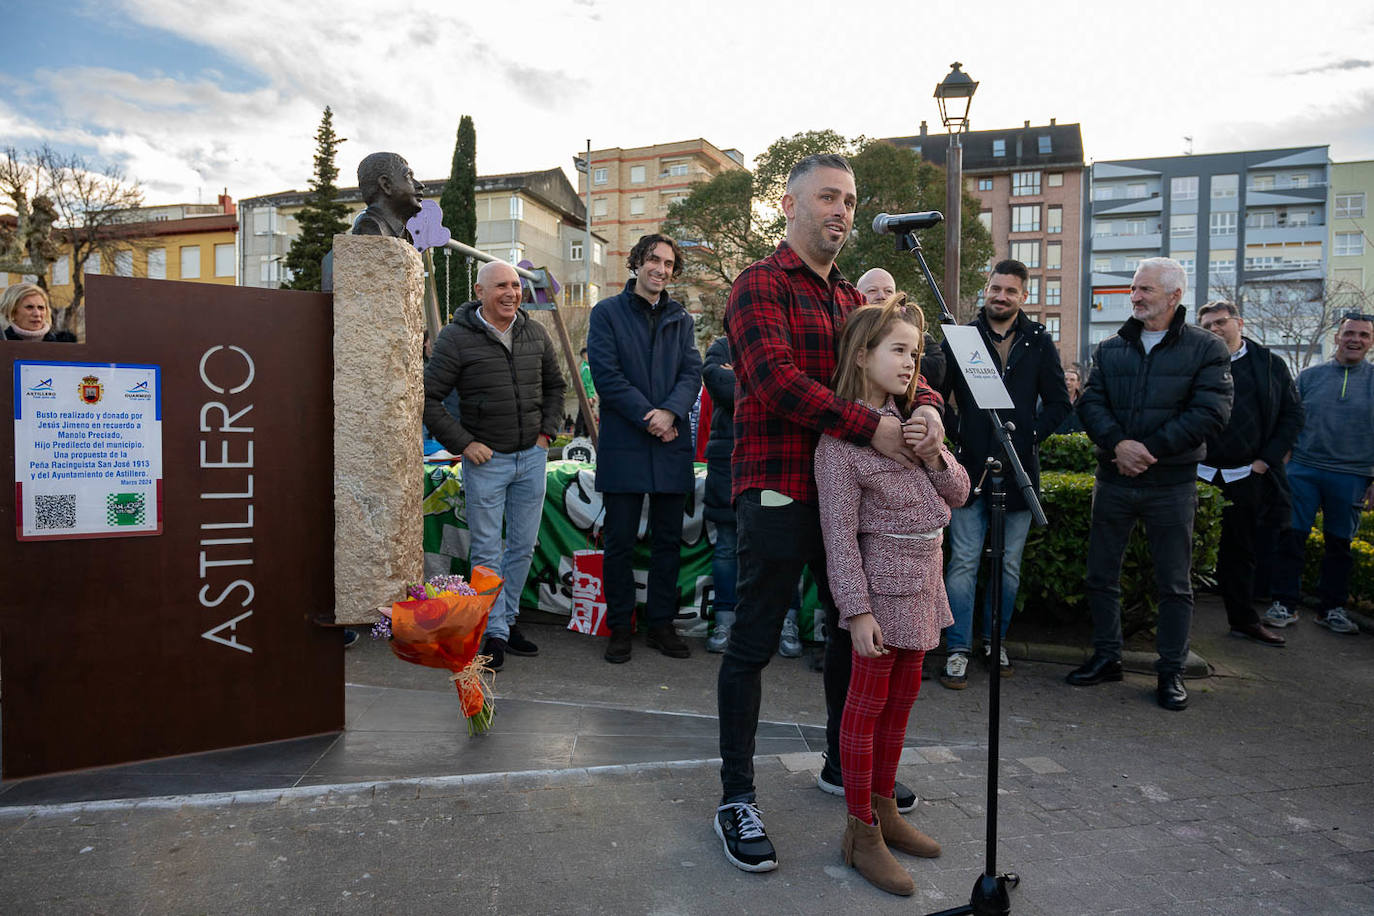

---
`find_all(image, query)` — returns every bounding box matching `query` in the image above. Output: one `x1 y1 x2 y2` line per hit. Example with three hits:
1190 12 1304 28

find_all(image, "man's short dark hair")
990 259 1029 285
358 152 407 202
580 347 588 357
627 234 684 278
785 154 853 193
1197 300 1240 320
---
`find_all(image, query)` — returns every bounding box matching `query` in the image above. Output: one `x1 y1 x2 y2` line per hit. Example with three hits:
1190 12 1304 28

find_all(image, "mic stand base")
924 872 1021 916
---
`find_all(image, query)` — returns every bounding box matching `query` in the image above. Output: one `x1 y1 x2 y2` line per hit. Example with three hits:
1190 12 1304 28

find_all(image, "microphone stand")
896 228 1045 915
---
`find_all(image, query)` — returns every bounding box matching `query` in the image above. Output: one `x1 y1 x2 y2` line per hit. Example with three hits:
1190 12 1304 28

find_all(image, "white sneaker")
940 652 969 689
983 643 1013 677
1316 607 1359 635
1263 601 1299 628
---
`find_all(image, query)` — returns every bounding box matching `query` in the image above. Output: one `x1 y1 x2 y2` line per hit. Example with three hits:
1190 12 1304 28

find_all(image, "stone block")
331 234 425 623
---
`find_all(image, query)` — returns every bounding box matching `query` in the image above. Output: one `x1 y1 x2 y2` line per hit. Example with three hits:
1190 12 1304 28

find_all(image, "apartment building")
575 138 744 308
1085 147 1330 365
887 120 1086 367
237 169 608 304
1330 160 1374 313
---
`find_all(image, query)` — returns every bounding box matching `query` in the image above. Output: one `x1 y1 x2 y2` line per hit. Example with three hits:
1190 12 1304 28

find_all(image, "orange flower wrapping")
388 567 503 732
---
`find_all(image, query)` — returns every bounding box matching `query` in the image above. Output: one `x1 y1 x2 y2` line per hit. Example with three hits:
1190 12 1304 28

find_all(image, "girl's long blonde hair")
831 292 926 414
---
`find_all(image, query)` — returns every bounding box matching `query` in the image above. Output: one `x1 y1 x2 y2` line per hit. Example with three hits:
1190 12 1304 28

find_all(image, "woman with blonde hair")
2 282 75 342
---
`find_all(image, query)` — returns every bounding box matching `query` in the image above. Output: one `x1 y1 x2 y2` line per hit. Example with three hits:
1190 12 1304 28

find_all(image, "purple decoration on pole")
407 200 452 253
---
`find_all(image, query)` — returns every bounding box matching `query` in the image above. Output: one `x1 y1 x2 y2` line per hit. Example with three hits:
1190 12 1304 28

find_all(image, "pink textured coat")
815 402 971 651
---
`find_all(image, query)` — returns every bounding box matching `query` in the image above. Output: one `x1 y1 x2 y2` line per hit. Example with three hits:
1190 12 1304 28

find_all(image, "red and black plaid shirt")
725 242 941 505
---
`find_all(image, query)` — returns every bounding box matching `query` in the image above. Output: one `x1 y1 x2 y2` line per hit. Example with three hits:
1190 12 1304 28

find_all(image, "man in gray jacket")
423 261 566 670
1070 257 1232 711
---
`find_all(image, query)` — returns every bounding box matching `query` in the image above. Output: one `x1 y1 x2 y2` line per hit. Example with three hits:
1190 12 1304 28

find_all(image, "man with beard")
713 154 944 873
938 259 1070 688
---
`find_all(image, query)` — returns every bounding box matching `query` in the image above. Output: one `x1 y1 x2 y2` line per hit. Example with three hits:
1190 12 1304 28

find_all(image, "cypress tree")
435 115 477 313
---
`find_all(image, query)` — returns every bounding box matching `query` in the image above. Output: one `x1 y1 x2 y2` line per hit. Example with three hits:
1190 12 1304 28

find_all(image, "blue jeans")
463 445 548 640
943 500 1032 653
710 520 738 620
1274 460 1369 610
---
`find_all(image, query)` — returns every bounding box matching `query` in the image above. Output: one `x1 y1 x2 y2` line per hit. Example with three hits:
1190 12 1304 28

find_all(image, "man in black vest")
1196 300 1303 647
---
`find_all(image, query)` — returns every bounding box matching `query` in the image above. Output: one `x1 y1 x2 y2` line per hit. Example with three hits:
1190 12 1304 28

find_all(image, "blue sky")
4 0 1374 206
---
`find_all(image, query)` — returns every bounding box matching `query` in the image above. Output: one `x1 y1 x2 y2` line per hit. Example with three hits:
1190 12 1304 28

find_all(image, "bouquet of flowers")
380 567 504 735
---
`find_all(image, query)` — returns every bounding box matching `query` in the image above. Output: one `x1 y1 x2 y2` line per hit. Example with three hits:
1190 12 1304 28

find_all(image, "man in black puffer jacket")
1069 257 1232 711
423 261 566 671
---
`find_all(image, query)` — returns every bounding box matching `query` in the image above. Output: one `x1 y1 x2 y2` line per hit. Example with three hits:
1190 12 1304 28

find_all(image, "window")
593 167 607 185
1047 206 1062 234
1093 220 1112 238
1290 173 1309 188
1025 277 1040 304
570 240 583 261
1011 205 1040 232
1336 232 1365 257
629 165 646 184
977 178 993 191
1093 257 1111 271
181 245 201 279
509 196 524 220
666 162 688 177
1038 135 1052 155
1012 171 1041 196
1176 255 1195 279
1045 314 1060 340
593 198 607 218
664 194 688 210
85 253 101 275
1047 241 1062 270
978 211 992 233
992 139 1006 157
147 248 165 280
52 255 69 286
252 207 277 235
1048 172 1063 187
114 250 133 277
629 196 645 216
1211 174 1238 198
1336 193 1367 219
1046 280 1062 306
1247 210 1277 229
1287 209 1312 227
593 242 603 265
214 243 234 278
1126 182 1147 199
1093 185 1115 201
1170 214 1196 237
1123 257 1141 271
1011 241 1040 267
1170 176 1198 200
507 246 524 265
259 257 279 284
1124 218 1146 236
1210 212 1237 236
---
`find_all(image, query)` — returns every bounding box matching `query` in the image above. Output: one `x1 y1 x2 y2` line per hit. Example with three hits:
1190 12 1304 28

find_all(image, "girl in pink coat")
815 295 969 896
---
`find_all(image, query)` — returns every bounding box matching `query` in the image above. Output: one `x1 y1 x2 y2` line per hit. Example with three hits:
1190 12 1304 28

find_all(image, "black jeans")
1084 480 1197 675
1215 473 1265 629
601 491 686 631
716 490 852 803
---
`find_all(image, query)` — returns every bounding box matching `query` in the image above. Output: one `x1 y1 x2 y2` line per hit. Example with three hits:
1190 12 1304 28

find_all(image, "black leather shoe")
646 624 691 659
1157 673 1188 710
1229 622 1285 647
1065 653 1123 686
505 624 539 657
605 628 632 664
481 636 506 672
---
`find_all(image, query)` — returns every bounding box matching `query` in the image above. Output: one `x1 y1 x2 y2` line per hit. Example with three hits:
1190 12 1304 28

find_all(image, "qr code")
35 493 77 530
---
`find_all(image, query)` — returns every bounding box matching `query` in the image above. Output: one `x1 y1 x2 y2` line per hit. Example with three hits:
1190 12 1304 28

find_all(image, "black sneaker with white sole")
816 753 918 813
714 801 778 873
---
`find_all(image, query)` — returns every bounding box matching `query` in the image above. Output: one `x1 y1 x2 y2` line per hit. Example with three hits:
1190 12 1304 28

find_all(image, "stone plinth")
332 234 424 622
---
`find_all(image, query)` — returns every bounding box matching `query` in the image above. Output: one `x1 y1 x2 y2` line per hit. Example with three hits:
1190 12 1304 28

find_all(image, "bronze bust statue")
351 152 426 241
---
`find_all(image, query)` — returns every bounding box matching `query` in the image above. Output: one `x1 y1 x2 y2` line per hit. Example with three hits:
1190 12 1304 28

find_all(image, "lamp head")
934 61 979 132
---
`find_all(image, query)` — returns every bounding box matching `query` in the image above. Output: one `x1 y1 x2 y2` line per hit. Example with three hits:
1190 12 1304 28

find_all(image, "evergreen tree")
283 107 349 291
435 115 477 314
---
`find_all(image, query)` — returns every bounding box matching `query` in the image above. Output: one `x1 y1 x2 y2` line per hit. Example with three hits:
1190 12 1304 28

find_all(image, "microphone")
872 211 944 234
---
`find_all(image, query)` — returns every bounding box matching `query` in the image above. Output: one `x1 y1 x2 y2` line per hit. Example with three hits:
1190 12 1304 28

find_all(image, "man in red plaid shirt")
713 154 945 873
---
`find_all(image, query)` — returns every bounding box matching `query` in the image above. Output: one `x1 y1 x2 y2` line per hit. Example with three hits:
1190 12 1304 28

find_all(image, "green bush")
1038 432 1095 473
1302 528 1374 611
1015 472 1225 638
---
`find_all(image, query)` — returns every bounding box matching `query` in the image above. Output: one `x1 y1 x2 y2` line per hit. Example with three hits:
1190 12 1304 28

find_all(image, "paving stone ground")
2 594 1372 915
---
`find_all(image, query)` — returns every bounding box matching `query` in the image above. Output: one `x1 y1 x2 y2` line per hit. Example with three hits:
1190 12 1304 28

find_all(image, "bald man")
855 267 946 390
424 260 566 671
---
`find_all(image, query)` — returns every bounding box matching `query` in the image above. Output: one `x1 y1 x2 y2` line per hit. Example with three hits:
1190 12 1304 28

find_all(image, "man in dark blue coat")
588 234 703 664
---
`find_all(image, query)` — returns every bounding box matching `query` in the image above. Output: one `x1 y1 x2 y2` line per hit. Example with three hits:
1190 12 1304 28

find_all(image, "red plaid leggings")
839 647 925 822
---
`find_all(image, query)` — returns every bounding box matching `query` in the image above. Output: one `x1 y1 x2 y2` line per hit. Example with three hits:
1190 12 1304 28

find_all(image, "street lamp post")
935 62 979 323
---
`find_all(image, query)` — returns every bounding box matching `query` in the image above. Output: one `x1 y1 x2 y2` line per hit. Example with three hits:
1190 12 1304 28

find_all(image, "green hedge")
1303 528 1374 612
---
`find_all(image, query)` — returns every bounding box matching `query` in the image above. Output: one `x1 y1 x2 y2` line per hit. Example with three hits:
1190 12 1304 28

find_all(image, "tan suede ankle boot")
872 792 941 858
842 814 915 896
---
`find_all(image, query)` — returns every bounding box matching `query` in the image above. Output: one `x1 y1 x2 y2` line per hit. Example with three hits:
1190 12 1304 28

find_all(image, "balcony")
1243 225 1327 245
1093 232 1162 252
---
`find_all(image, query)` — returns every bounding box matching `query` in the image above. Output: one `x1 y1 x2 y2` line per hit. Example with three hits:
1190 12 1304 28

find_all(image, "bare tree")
0 147 61 286
1210 276 1356 371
